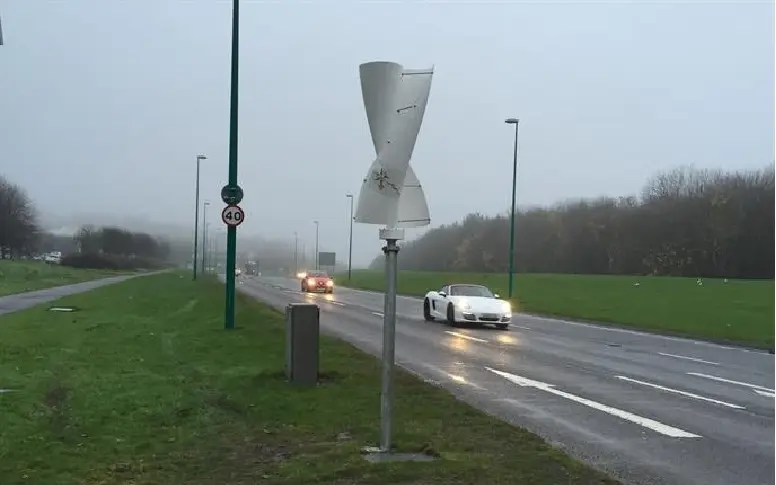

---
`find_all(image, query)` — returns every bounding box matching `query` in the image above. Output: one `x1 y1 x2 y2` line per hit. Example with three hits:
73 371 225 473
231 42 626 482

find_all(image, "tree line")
1 174 172 269
71 225 170 260
371 165 774 279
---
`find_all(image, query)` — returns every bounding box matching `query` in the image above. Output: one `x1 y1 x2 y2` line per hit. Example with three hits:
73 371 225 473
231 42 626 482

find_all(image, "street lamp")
202 202 210 275
294 231 299 275
204 222 212 272
346 194 354 280
313 220 319 270
193 154 207 280
504 117 520 298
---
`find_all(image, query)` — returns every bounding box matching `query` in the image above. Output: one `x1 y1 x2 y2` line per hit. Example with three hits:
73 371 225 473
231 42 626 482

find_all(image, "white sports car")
423 284 511 329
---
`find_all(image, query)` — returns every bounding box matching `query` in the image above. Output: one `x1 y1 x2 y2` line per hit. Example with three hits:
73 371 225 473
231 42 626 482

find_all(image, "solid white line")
445 331 488 343
371 311 384 317
330 301 345 306
616 375 745 409
486 367 700 438
658 352 720 366
753 389 775 398
687 372 775 392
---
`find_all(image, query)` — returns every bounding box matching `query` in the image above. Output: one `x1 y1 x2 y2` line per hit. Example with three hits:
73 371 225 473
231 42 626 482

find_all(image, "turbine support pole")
378 226 403 452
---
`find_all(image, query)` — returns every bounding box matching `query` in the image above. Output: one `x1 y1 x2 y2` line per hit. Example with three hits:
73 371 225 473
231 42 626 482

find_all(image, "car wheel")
495 323 509 330
423 299 434 321
301 284 306 292
446 303 458 327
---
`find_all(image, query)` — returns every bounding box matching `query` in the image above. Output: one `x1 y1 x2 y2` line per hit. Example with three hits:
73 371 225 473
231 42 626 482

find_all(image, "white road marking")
615 375 745 409
658 352 720 366
330 301 345 306
445 331 488 343
371 311 384 317
486 367 701 438
511 325 532 330
753 389 775 398
687 372 775 393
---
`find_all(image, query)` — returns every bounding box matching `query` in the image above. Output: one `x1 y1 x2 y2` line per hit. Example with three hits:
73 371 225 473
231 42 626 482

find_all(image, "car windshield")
450 285 494 297
308 271 328 278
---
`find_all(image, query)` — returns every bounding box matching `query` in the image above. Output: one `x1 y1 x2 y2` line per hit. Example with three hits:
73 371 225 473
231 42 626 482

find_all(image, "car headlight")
307 278 316 286
456 300 471 311
501 301 512 313
326 280 333 287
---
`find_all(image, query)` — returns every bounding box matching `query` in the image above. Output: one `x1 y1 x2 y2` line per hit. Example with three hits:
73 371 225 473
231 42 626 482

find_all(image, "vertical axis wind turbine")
353 61 434 456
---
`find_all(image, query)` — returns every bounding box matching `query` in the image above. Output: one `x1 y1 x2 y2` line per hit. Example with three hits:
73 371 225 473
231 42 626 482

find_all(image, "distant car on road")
235 268 242 277
43 252 62 265
423 284 511 329
301 270 334 293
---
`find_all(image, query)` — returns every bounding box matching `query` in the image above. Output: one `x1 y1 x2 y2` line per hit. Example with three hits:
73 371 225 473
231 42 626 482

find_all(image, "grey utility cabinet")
285 303 320 385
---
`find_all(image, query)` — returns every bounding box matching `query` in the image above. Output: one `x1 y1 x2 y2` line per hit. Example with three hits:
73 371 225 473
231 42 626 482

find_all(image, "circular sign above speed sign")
221 204 245 227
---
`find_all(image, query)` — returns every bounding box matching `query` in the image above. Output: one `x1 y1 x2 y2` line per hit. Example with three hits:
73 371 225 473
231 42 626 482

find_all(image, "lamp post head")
505 118 519 124
197 155 207 161
346 194 353 199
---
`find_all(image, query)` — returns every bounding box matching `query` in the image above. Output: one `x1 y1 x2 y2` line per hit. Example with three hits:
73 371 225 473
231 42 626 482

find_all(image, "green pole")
506 118 519 298
224 0 239 330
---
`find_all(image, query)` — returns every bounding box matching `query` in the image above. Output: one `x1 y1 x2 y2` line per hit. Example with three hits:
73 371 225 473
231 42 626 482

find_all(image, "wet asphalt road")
236 275 774 485
0 273 153 316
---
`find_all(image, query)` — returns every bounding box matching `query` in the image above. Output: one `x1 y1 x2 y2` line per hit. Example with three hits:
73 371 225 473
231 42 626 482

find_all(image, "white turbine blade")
396 164 430 227
360 61 403 155
354 159 400 225
376 67 433 192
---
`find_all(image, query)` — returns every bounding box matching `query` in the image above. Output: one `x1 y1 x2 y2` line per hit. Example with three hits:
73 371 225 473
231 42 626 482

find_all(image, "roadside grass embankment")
0 260 125 297
0 271 618 485
335 270 774 350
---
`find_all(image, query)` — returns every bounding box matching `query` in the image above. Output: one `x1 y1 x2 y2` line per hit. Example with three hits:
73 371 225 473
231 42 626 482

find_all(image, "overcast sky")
0 0 772 266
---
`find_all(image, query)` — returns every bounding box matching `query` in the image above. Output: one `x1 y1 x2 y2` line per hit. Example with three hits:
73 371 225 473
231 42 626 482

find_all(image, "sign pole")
224 0 240 330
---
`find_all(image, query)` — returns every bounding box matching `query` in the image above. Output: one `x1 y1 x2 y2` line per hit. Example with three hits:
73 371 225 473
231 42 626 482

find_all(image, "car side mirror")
494 293 500 298
439 291 447 297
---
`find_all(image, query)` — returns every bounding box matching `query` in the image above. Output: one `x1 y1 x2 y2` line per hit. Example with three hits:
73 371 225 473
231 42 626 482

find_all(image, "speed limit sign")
221 204 245 227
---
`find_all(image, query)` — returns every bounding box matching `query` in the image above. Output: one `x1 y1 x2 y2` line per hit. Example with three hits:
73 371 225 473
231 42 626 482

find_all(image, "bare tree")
0 175 39 259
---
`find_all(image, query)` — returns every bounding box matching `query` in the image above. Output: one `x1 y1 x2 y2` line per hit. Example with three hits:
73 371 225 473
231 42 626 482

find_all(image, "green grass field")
0 260 123 297
0 271 617 485
334 270 774 349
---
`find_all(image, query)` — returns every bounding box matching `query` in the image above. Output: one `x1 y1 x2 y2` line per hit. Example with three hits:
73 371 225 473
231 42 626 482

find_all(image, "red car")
301 270 334 293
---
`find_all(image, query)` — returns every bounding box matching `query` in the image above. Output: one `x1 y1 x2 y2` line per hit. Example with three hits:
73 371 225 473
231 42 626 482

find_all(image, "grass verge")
0 271 618 485
334 270 774 350
0 260 124 297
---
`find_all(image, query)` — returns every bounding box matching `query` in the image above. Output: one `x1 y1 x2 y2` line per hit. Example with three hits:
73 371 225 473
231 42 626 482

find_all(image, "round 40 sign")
221 204 245 227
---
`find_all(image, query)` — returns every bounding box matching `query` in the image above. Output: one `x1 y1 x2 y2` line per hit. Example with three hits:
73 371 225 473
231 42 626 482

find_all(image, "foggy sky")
0 0 773 266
